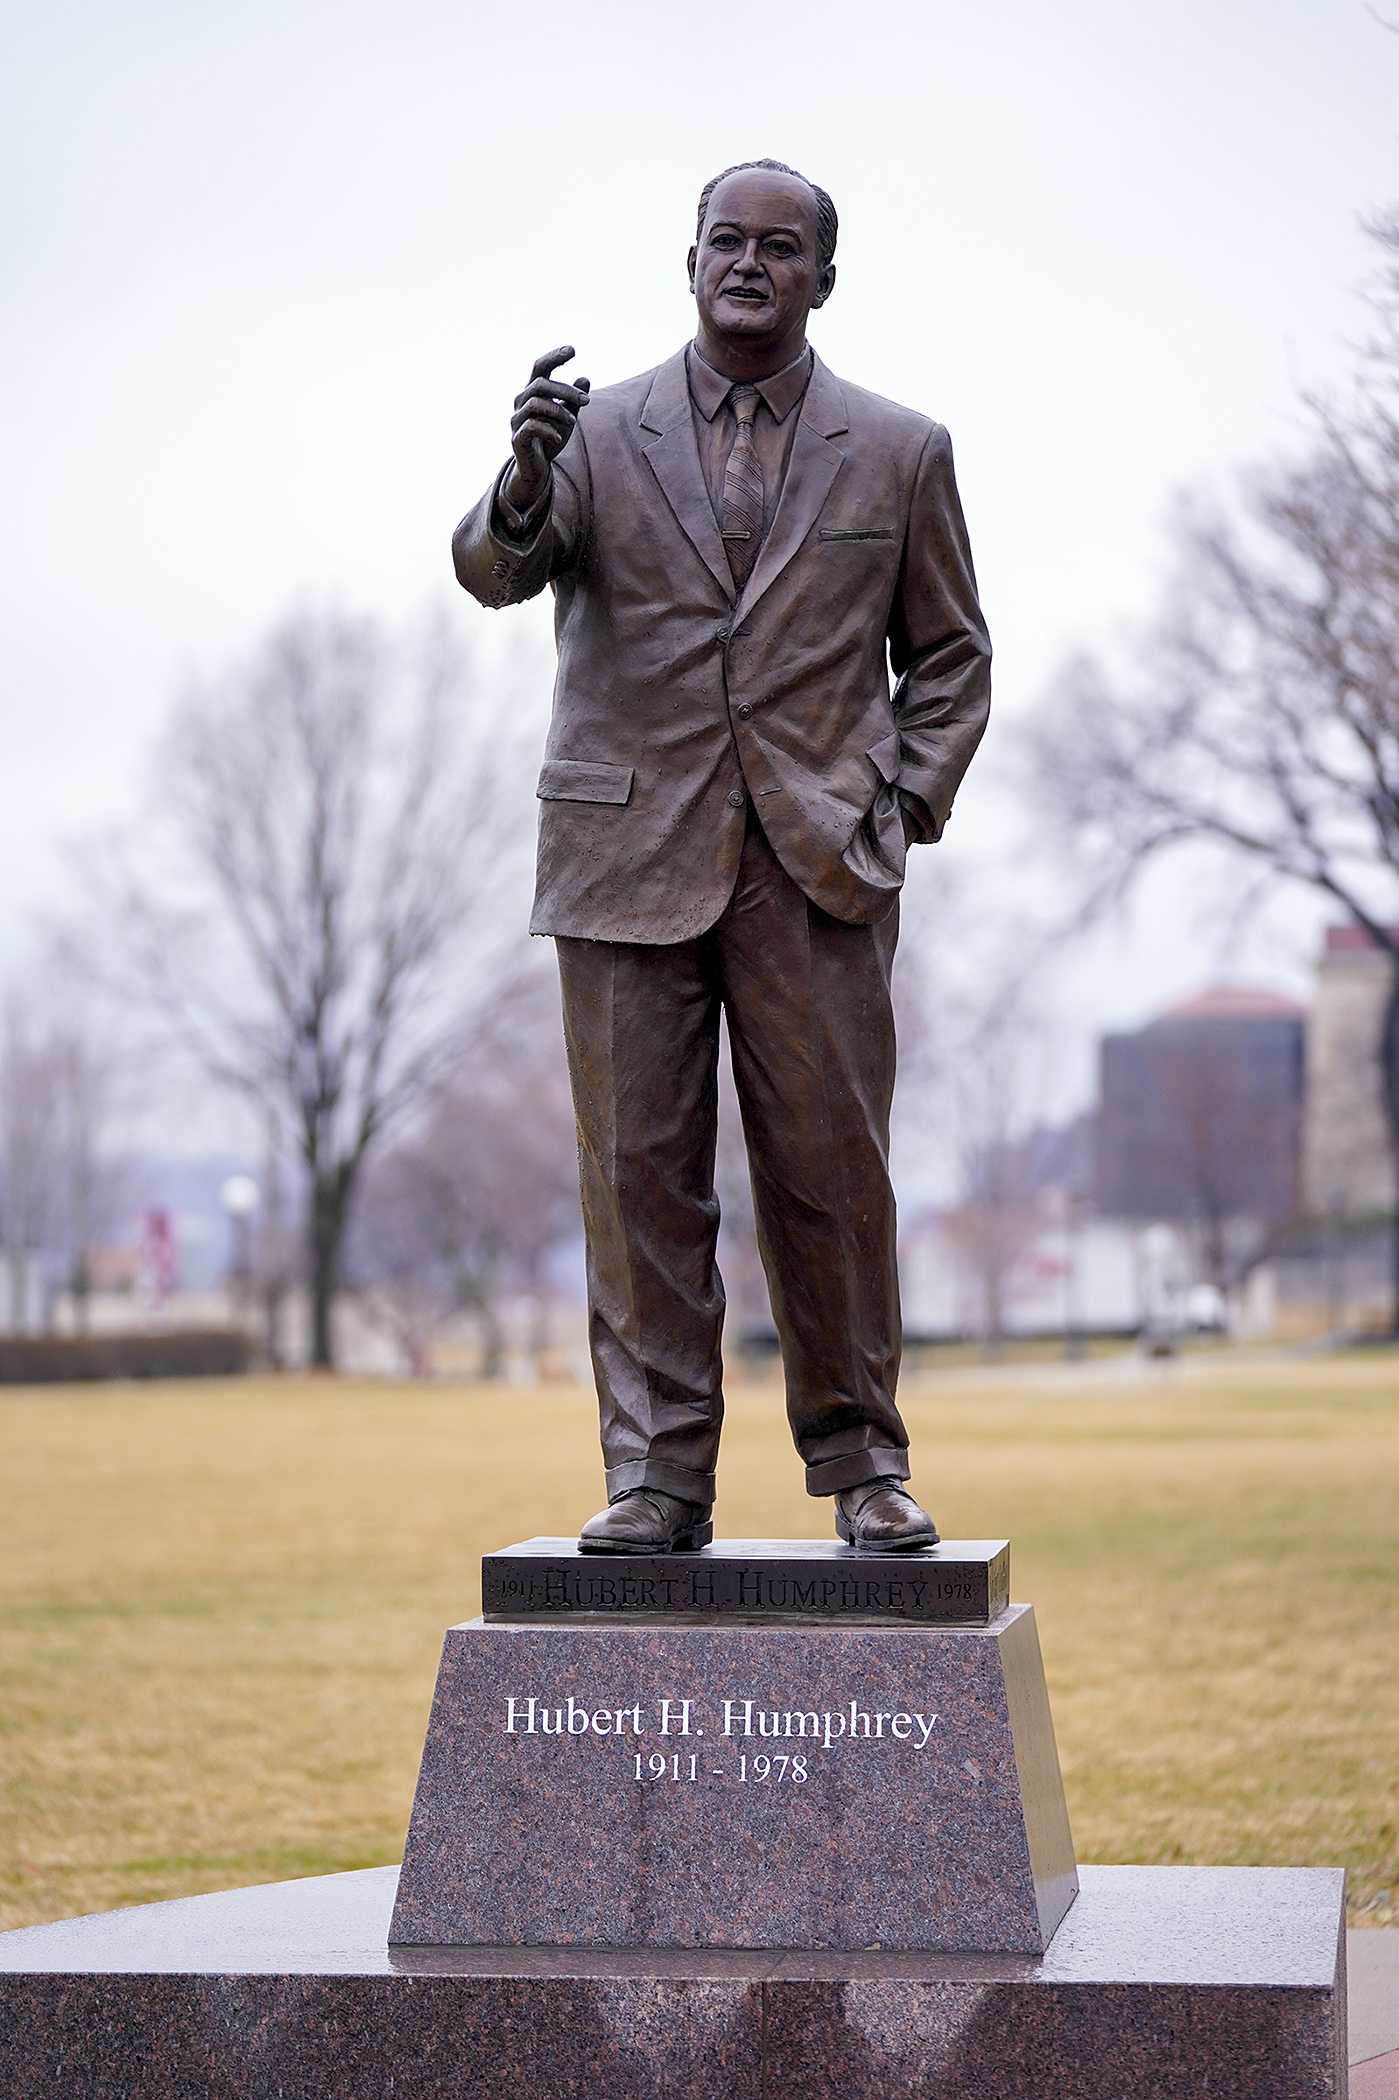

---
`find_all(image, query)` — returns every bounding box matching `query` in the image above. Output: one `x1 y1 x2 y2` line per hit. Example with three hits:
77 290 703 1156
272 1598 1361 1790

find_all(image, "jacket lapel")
735 355 849 624
639 352 733 600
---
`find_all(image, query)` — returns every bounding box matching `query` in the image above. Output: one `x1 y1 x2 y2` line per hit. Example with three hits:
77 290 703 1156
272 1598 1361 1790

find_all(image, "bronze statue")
454 160 991 1553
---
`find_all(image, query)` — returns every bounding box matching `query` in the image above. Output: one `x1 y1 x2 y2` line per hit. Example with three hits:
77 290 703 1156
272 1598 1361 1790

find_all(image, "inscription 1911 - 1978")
482 1538 1010 1625
502 1690 943 1796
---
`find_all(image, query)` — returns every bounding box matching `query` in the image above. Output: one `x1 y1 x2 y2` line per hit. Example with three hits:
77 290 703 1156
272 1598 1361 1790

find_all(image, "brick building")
1095 990 1305 1264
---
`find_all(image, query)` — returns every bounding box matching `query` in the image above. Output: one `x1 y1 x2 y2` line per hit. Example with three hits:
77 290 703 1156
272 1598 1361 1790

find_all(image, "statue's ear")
811 262 837 311
687 244 698 294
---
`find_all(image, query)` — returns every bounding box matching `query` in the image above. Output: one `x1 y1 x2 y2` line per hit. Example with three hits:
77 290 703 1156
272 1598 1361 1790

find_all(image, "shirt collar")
687 342 813 425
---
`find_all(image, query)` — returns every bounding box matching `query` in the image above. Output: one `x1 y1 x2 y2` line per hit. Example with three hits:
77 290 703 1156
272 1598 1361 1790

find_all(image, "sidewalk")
1352 1932 1399 2097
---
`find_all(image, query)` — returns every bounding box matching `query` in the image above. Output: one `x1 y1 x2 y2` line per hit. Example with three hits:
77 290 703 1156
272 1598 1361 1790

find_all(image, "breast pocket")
537 760 635 806
819 527 899 543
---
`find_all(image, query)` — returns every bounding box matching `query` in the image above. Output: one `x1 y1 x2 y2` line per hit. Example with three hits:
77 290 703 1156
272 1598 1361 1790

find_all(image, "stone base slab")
0 1864 1347 2097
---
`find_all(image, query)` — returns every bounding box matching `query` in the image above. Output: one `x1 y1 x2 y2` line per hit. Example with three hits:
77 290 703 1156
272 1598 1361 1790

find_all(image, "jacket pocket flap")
537 759 635 806
867 733 902 785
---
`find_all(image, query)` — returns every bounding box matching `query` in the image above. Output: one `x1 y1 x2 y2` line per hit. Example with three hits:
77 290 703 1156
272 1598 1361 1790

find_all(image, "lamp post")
1063 1189 1089 1362
1325 1186 1347 1342
1140 1222 1180 1356
220 1174 259 1328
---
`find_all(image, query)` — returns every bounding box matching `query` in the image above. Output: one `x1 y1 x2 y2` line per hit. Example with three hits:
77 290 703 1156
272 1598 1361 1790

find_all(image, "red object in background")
139 1208 178 1307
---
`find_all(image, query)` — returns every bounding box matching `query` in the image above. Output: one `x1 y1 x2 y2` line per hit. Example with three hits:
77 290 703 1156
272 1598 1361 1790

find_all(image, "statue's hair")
694 160 838 269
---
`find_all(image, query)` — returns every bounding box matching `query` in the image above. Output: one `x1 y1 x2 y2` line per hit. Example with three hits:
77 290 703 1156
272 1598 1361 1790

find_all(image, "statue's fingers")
529 345 576 382
513 378 590 413
511 401 575 440
512 395 575 424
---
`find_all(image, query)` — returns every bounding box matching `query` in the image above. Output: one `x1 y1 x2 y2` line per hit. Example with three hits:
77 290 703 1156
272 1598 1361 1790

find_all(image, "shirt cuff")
494 461 552 543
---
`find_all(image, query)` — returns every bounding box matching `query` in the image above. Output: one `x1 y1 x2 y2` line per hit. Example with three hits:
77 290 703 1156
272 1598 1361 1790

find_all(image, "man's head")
688 160 837 369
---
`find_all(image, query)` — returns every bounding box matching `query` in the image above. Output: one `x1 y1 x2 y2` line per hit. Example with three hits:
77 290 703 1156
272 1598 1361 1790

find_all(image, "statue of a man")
454 159 991 1554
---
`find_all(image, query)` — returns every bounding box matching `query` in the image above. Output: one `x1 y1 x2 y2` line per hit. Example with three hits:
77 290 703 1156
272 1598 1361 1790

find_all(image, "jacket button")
715 628 729 647
490 560 509 579
727 789 746 809
736 703 753 720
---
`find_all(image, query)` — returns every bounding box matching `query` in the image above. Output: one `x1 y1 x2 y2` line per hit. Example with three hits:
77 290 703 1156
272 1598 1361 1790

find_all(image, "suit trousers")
555 809 910 1506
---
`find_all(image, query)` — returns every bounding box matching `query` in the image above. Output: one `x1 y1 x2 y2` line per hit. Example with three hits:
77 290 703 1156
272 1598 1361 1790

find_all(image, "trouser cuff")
606 1459 717 1508
805 1446 910 1496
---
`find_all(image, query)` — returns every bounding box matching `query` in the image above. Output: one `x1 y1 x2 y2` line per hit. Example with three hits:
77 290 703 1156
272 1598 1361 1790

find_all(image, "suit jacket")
453 348 991 943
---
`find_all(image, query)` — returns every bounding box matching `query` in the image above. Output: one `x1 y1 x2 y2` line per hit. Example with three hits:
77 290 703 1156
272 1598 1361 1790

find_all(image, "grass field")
1 1350 1397 1933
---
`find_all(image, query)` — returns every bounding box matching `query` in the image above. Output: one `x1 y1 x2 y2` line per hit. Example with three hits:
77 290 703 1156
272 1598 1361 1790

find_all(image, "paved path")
1352 1932 1399 2095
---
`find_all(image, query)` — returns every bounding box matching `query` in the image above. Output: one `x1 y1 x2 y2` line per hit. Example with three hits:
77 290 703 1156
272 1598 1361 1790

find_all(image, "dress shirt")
686 343 813 539
493 341 815 548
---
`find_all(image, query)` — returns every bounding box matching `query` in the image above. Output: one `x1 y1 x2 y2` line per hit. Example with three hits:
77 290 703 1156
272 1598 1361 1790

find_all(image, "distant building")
899 1202 1143 1343
1095 989 1305 1275
902 953 1399 1346
1301 926 1398 1218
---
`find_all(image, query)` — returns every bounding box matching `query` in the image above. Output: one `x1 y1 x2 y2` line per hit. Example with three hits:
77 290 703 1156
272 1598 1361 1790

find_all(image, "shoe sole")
577 1521 714 1556
835 1513 940 1553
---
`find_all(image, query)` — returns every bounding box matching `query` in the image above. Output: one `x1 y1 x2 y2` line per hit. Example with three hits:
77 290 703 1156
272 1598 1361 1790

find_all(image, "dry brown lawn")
1 1350 1396 1932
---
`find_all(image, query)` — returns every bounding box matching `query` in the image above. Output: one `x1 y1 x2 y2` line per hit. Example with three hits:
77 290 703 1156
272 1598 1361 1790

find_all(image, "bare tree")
0 1003 61 1331
50 1023 130 1331
96 608 540 1366
350 960 580 1375
0 968 131 1334
940 972 1050 1354
247 1101 301 1366
1025 209 1399 1326
348 1142 464 1376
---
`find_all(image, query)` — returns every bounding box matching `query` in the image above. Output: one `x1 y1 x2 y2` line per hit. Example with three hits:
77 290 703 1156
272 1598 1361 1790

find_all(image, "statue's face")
689 169 830 348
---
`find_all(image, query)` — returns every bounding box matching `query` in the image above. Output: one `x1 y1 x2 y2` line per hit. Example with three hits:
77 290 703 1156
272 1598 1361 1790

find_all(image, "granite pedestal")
393 1563 1073 1951
0 1863 1348 2098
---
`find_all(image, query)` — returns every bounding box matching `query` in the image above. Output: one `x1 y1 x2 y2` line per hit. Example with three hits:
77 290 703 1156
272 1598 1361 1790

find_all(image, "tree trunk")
982 1241 1004 1363
264 1281 284 1368
72 1251 91 1336
262 1116 284 1369
1324 1191 1346 1340
525 1257 550 1371
479 1232 504 1378
309 1174 350 1369
1380 954 1399 1337
8 1249 26 1336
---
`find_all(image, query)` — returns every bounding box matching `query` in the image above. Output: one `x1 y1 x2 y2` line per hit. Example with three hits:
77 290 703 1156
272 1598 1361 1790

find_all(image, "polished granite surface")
0 1866 1348 2099
391 1606 1076 1952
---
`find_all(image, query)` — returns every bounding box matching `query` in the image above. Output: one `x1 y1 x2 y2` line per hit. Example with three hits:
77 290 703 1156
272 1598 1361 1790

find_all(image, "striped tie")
721 383 764 590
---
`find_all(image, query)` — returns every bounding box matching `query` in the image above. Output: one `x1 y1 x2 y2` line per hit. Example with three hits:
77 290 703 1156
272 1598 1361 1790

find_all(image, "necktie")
721 383 764 590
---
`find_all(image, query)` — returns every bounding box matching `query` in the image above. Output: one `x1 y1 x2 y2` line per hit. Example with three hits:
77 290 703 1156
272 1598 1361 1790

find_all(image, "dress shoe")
834 1478 939 1552
578 1488 714 1555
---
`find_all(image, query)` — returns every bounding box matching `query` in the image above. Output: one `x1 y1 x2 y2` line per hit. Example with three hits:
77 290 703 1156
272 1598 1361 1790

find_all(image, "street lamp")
220 1174 259 1323
1063 1189 1089 1362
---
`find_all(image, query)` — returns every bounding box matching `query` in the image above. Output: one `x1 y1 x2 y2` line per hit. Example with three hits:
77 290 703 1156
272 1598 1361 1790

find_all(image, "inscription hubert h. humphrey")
482 1537 1009 1625
504 1692 940 1758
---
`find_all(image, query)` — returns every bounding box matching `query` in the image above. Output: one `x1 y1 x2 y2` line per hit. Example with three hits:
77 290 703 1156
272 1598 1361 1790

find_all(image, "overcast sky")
5 0 1399 1110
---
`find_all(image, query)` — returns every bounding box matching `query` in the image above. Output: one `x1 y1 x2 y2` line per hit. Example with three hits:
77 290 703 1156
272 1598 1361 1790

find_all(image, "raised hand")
505 346 590 513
